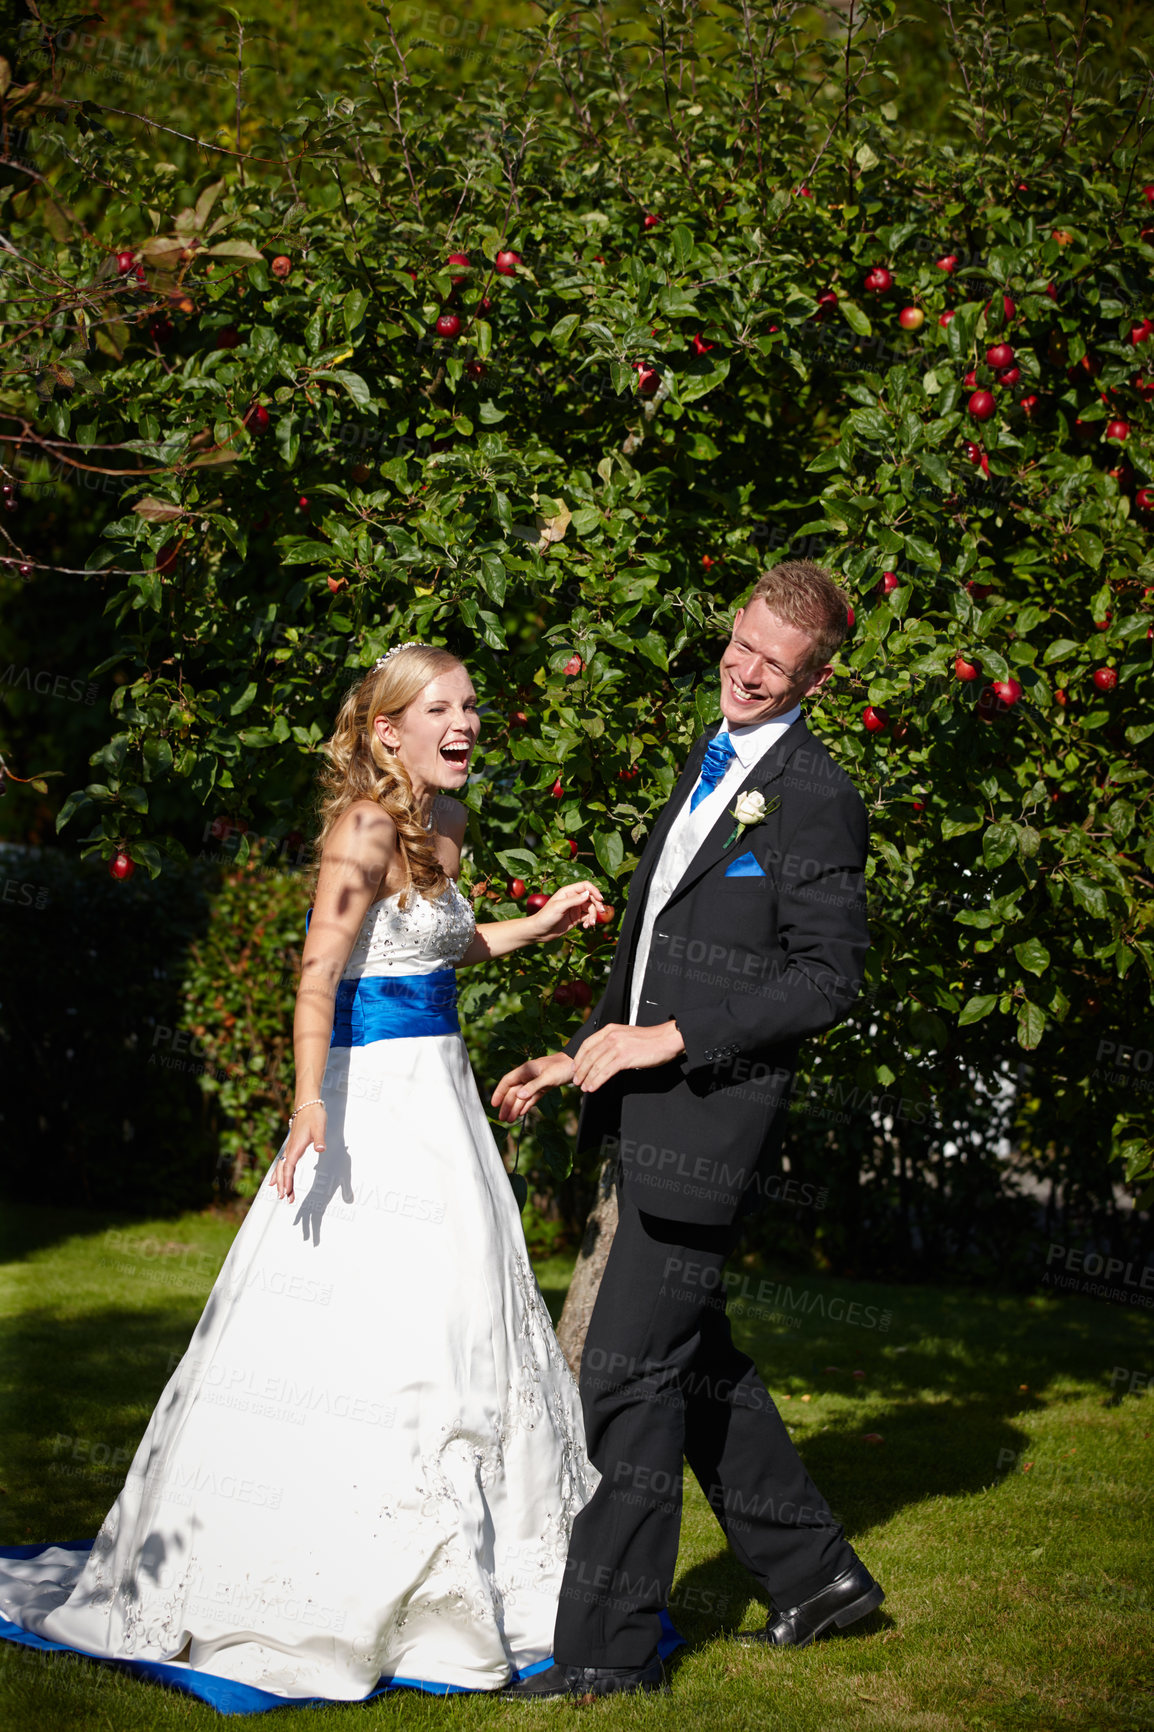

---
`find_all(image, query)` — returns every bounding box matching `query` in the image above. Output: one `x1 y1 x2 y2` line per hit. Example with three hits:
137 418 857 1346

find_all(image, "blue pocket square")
725 851 765 879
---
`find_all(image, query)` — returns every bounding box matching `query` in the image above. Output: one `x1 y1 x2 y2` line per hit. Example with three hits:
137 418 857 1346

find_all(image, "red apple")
116 250 135 274
1135 487 1154 512
509 710 528 728
553 981 574 1006
993 678 1022 706
1093 667 1118 691
435 313 461 338
563 655 583 677
938 310 956 328
494 249 522 274
526 890 549 913
984 293 1016 320
1020 394 1041 415
1106 419 1130 441
997 366 1021 385
297 495 309 511
245 403 270 433
1144 186 1154 204
447 251 471 281
968 389 996 420
691 333 715 354
327 576 345 593
568 839 578 858
270 255 292 280
936 254 958 273
570 980 593 1008
1054 689 1067 707
595 903 615 924
507 878 526 900
878 570 901 595
814 290 839 319
955 655 980 681
1134 375 1154 398
1130 319 1153 346
899 307 925 331
963 369 977 387
634 362 659 396
1045 281 1058 300
551 779 564 798
642 213 661 229
1052 229 1073 246
109 851 135 881
845 604 855 629
986 343 1014 368
864 267 893 293
862 705 888 733
155 538 183 574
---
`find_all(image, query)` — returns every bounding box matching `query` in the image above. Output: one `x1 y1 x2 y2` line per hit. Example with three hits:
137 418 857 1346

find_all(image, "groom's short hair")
743 560 852 670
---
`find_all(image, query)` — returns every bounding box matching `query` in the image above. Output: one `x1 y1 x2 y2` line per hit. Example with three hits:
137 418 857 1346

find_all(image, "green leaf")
206 239 264 261
321 370 373 410
1070 876 1108 919
670 224 694 269
342 288 368 337
1043 638 1080 664
839 299 872 337
594 829 624 876
959 994 998 1026
55 790 93 832
1014 937 1050 976
1017 1000 1047 1050
942 806 983 839
550 313 580 347
983 822 1017 869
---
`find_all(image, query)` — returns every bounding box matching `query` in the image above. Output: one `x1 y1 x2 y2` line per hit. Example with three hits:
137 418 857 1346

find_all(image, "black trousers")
552 1187 856 1668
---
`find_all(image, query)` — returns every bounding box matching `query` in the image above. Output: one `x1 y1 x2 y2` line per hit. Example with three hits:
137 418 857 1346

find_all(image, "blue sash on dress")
330 972 459 1046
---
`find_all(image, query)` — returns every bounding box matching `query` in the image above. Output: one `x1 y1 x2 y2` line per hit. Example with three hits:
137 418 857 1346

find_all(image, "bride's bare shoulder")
324 801 397 867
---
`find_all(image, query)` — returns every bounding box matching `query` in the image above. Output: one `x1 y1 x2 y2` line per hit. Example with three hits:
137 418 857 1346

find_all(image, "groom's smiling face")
719 599 835 728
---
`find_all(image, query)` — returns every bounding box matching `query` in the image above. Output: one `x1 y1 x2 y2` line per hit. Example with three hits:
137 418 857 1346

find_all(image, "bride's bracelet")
288 1098 325 1128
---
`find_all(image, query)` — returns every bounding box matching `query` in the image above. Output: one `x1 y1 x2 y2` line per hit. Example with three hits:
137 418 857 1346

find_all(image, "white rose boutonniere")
724 788 781 850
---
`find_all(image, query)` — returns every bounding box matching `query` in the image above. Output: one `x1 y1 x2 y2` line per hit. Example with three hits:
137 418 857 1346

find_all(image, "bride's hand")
269 1103 326 1203
492 1052 575 1122
526 880 605 940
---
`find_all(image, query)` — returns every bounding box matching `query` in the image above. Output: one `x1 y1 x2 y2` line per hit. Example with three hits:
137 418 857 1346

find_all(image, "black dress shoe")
735 1560 884 1649
499 1657 667 1699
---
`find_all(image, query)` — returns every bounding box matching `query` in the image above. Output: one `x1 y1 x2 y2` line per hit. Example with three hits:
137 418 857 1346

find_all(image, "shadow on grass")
1 1303 208 1544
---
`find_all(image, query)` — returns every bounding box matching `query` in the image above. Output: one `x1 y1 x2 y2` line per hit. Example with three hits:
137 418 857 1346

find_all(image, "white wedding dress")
0 882 598 1707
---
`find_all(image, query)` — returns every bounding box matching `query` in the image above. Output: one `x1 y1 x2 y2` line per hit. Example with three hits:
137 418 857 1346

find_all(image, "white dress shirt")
627 705 802 1024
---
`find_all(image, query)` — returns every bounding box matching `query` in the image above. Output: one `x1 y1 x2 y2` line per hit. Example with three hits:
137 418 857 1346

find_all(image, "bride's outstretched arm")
271 801 397 1202
459 880 605 965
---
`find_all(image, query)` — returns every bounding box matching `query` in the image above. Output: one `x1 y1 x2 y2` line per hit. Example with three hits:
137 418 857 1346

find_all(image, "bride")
0 643 602 1705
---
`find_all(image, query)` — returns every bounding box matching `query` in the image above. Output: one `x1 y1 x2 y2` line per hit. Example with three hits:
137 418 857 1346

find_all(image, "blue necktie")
690 731 735 811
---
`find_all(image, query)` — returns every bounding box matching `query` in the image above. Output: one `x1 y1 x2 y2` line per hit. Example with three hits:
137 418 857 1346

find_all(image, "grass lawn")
2 1204 1152 1731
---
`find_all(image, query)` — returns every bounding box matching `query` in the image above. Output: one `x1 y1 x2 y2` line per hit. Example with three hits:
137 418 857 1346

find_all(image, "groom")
494 560 883 1698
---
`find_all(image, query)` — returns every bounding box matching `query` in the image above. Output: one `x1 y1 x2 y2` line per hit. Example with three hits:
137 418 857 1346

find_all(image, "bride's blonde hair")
315 645 464 907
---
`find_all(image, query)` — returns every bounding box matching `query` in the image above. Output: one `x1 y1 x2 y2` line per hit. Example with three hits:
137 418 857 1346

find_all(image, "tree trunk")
556 1156 618 1380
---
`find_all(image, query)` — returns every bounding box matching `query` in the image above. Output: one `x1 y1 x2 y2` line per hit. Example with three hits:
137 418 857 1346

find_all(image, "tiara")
374 641 430 670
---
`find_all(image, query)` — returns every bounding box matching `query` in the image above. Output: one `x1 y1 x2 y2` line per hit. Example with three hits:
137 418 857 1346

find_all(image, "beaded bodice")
342 880 476 980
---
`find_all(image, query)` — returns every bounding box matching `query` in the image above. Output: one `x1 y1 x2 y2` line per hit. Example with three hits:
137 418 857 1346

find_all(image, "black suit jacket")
564 716 870 1225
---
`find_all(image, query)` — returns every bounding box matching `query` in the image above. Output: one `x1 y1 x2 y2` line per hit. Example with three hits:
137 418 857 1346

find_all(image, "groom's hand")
572 1020 685 1094
492 1051 575 1122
